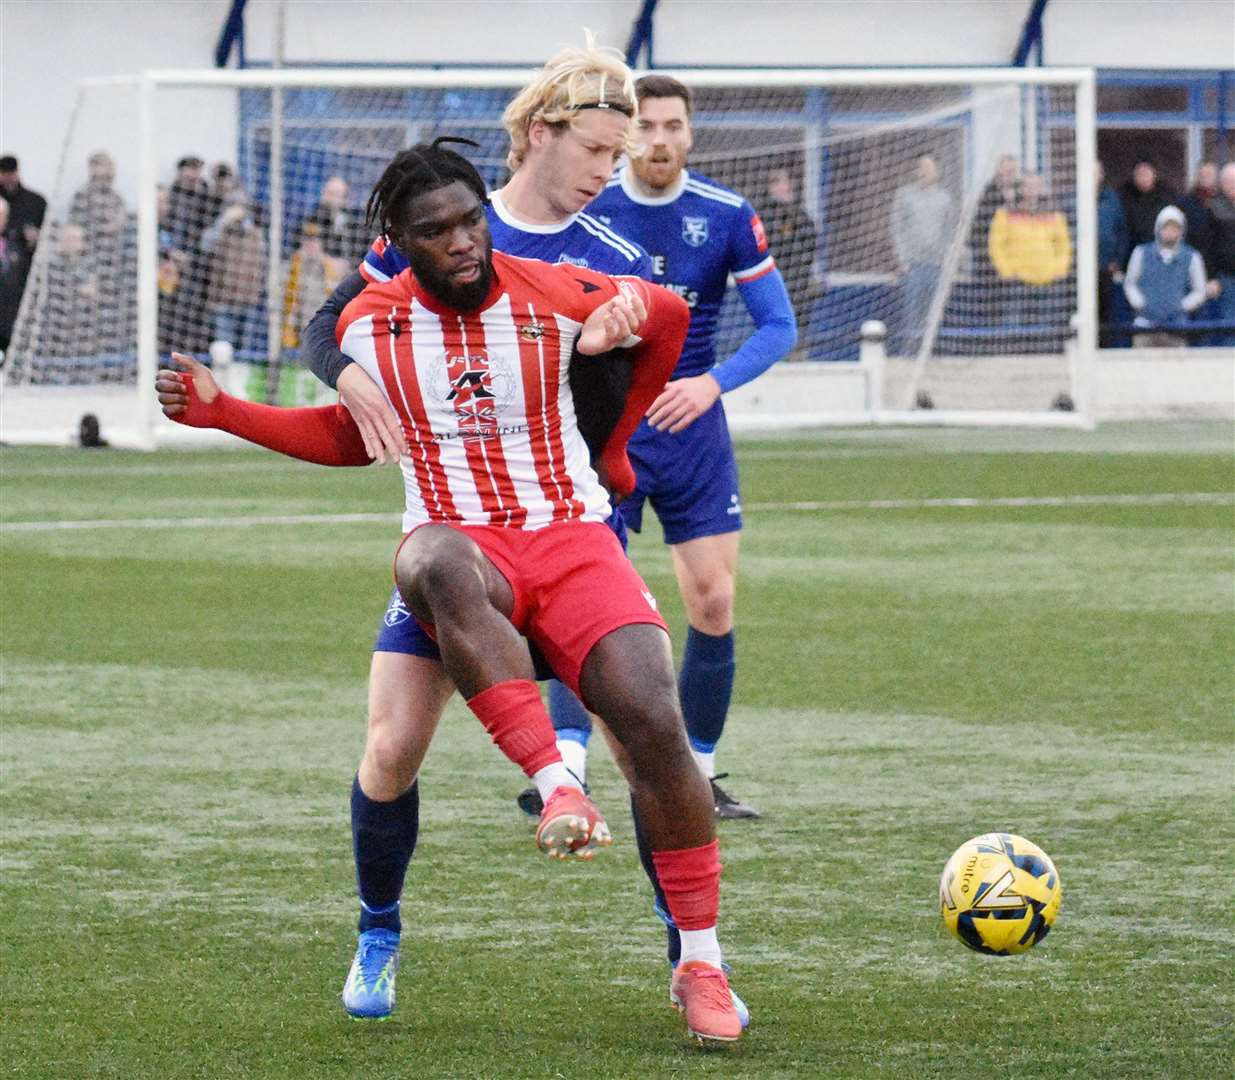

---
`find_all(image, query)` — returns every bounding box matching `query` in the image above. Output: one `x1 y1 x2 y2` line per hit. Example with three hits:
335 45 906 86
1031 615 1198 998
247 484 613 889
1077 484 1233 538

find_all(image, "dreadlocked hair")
365 137 488 239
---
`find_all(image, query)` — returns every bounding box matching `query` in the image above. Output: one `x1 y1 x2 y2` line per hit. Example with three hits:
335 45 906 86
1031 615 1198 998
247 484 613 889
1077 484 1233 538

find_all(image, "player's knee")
397 532 481 614
364 709 425 787
687 579 735 635
616 697 692 775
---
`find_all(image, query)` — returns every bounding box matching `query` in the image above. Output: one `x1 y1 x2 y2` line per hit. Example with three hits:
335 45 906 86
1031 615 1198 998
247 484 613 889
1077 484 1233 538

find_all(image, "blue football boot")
342 928 400 1020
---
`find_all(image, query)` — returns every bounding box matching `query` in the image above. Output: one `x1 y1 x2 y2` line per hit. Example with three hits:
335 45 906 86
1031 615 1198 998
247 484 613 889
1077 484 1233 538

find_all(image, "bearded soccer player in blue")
539 74 798 828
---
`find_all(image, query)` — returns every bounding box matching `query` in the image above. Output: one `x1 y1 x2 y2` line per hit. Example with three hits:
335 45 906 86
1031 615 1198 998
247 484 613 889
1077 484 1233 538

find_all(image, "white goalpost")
0 66 1097 447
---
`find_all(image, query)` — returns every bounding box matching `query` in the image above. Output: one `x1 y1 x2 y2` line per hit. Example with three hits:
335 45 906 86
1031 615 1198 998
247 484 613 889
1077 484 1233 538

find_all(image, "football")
939 832 1062 955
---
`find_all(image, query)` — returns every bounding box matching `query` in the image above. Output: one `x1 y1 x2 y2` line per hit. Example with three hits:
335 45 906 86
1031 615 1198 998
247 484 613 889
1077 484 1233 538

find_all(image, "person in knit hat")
1123 204 1214 348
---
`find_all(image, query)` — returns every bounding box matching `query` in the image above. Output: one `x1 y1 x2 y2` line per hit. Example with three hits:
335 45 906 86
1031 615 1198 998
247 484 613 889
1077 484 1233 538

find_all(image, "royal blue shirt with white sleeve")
587 167 795 390
359 189 653 283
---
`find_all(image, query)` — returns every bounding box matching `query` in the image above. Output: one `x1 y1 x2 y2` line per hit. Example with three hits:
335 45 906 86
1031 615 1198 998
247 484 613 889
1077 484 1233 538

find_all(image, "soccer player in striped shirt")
159 140 744 1043
293 43 748 1031
549 75 798 824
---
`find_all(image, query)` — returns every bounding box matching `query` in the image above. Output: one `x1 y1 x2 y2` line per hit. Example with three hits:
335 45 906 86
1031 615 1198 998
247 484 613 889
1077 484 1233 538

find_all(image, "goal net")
0 68 1094 446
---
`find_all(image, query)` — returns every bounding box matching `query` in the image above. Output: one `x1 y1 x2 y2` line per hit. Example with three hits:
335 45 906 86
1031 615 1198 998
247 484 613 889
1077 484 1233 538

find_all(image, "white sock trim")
556 737 589 784
532 761 580 802
691 748 716 780
678 926 723 968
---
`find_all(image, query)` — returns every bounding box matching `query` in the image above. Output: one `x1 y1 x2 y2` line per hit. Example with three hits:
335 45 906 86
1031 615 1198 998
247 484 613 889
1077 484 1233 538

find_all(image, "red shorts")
398 519 668 695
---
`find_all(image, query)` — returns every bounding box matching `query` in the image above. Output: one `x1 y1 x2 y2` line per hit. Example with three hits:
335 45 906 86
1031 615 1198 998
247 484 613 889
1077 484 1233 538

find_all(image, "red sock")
466 680 562 778
652 839 722 931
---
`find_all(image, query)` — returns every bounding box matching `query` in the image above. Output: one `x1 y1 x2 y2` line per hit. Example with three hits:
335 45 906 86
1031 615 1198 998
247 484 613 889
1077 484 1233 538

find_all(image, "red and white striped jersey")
338 250 653 532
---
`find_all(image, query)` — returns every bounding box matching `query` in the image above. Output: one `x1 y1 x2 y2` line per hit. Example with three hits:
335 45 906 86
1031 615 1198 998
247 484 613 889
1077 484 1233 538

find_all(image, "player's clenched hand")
577 286 647 356
646 373 721 434
155 352 219 424
337 363 408 464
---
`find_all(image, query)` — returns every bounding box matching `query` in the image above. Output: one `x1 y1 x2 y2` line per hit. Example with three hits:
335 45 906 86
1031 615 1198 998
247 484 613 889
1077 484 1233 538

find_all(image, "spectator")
281 220 344 349
210 163 240 205
1179 162 1222 337
0 154 48 259
988 171 1072 346
69 151 131 354
1204 163 1235 346
69 152 127 249
0 195 33 355
1096 160 1130 348
298 174 367 263
971 153 1019 281
1123 205 1211 348
44 222 102 357
201 188 267 355
165 156 214 352
759 166 818 356
890 153 953 355
1179 162 1218 262
157 185 191 356
1120 160 1176 249
157 184 183 255
166 156 211 250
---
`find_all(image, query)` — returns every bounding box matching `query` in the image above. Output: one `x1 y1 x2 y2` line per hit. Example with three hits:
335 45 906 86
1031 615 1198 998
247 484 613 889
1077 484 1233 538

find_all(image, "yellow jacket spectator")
282 222 345 349
988 172 1072 286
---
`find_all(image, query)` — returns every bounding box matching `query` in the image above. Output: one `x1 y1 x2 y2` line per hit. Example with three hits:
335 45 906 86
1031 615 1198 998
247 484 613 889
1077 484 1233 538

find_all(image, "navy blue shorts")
372 508 630 673
619 400 742 545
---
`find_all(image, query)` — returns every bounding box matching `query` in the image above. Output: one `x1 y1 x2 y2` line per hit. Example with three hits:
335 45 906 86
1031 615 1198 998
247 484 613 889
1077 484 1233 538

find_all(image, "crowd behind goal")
1 87 1233 401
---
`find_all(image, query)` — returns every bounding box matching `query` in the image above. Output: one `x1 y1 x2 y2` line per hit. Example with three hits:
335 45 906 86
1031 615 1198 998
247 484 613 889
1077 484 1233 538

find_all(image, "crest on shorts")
682 216 709 247
383 592 411 626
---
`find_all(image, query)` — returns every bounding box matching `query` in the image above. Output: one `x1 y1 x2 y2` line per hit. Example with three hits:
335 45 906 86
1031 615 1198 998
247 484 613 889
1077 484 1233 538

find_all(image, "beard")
407 233 495 311
631 146 686 192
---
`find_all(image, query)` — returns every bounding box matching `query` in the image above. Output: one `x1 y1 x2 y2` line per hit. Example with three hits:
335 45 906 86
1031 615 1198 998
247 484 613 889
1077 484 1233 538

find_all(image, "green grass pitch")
2 422 1232 1079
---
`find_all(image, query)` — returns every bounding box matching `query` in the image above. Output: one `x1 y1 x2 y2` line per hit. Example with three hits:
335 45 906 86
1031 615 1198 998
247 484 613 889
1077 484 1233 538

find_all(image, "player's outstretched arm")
155 354 373 467
302 270 407 463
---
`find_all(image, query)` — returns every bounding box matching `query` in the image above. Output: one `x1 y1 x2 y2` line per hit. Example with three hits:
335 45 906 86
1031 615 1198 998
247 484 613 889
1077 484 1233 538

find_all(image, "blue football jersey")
587 167 776 379
359 189 652 283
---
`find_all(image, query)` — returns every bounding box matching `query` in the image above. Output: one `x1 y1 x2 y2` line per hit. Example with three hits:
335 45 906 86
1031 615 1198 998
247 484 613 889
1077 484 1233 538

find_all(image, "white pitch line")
1 492 1230 534
0 512 397 533
746 492 1235 512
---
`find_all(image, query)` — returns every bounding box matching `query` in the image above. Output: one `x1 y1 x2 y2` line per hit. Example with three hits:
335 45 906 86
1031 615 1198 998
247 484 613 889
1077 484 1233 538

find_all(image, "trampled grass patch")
2 423 1232 1078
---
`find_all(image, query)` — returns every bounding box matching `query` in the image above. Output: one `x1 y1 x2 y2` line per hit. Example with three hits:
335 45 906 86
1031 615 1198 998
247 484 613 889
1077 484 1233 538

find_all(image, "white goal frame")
3 66 1097 447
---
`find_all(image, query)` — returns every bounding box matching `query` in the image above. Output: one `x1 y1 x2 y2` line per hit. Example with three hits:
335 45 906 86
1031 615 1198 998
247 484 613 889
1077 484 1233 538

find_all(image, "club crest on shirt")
519 321 546 342
682 216 709 247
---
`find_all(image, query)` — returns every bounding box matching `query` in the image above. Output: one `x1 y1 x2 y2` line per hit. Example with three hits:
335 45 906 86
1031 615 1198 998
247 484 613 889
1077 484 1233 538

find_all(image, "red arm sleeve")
594 279 689 498
171 372 372 467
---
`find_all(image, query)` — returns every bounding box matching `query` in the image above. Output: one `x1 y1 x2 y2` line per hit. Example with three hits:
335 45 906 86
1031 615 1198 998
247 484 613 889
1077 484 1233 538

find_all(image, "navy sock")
679 628 736 754
351 775 419 934
630 791 681 965
548 678 593 742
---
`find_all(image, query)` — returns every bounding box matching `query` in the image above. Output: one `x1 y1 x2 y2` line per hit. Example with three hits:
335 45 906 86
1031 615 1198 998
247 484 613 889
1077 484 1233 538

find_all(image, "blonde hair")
502 36 637 171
